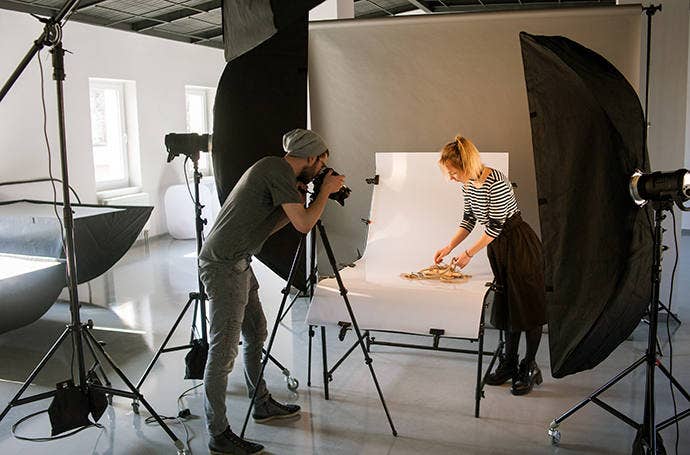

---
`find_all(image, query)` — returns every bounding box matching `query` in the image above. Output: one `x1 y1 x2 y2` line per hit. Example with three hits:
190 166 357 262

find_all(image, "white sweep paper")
307 152 509 339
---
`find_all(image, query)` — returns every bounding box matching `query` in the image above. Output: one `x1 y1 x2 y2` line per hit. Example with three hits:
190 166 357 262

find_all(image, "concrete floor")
0 234 688 454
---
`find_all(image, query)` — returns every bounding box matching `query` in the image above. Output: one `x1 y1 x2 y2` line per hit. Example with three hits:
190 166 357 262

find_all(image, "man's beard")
298 162 321 183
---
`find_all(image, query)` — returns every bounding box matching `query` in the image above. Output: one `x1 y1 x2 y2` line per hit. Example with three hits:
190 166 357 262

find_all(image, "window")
89 79 140 191
185 86 216 174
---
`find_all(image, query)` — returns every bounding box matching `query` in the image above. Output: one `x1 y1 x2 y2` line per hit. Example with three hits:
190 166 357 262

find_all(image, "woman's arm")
452 231 495 268
434 226 471 263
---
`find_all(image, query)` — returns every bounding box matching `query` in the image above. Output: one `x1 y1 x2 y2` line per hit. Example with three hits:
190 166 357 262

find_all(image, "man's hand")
321 170 345 195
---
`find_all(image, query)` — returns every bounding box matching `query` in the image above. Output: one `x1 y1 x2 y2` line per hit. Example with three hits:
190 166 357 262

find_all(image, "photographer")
199 128 345 455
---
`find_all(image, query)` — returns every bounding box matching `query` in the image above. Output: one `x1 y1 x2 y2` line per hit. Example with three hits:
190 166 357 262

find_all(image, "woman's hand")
451 250 472 269
434 245 453 264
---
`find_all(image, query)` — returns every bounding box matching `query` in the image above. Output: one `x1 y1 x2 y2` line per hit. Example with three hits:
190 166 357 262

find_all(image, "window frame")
89 79 131 191
185 85 216 175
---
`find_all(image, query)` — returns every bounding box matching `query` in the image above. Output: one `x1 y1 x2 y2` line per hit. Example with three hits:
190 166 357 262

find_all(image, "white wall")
636 0 689 304
0 9 225 237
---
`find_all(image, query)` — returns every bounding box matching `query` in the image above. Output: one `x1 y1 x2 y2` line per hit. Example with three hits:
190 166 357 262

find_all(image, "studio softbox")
213 1 324 291
519 32 653 378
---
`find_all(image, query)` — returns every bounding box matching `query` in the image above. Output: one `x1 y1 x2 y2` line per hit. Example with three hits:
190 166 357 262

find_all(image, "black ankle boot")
485 354 518 386
511 359 543 395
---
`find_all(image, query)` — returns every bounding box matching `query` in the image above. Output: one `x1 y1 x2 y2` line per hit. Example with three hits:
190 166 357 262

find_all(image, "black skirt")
487 213 547 331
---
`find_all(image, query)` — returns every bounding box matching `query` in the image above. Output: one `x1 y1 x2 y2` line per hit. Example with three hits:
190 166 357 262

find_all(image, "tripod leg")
308 325 314 387
553 355 647 431
656 362 690 402
240 237 305 439
321 326 329 400
475 321 485 418
82 334 114 404
82 328 184 451
191 297 199 342
0 327 71 423
262 349 299 392
317 221 397 436
136 296 196 389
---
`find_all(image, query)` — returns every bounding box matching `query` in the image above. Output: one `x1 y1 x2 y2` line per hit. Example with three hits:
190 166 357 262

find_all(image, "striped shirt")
459 168 519 238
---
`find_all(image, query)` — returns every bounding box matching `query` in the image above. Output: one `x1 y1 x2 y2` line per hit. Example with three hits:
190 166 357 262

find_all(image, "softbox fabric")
212 17 309 290
519 32 653 378
222 0 325 62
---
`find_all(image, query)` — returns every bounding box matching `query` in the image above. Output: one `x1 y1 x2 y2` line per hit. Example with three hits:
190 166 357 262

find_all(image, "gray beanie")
283 129 328 158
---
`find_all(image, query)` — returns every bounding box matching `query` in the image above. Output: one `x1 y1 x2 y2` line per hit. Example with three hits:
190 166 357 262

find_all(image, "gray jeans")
199 258 270 436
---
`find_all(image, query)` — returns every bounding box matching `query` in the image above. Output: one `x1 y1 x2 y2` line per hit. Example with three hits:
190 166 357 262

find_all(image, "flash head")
630 169 690 208
165 133 211 163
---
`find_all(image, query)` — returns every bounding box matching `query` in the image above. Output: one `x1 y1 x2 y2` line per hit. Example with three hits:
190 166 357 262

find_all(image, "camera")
165 133 211 163
312 167 351 206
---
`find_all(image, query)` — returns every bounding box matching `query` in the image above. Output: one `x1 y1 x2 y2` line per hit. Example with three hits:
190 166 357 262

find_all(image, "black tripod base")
633 428 667 455
0 324 185 453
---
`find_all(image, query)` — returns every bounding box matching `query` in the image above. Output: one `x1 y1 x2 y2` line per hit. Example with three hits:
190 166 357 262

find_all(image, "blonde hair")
439 134 483 180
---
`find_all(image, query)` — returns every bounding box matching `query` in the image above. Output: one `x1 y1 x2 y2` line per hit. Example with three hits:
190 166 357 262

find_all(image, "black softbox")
213 3 324 291
519 32 653 378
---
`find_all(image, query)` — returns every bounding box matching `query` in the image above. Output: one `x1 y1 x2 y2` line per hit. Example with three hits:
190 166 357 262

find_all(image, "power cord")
144 383 203 455
667 209 680 455
11 409 103 442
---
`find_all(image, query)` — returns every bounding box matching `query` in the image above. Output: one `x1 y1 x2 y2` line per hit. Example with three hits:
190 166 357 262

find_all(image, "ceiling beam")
76 0 109 11
433 0 614 13
407 0 432 13
0 0 56 17
131 0 221 32
189 27 223 43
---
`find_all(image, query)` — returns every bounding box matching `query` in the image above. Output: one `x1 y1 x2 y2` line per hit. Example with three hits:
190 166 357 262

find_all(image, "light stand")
547 202 690 454
0 2 184 452
240 218 398 438
547 6 689 453
132 155 209 412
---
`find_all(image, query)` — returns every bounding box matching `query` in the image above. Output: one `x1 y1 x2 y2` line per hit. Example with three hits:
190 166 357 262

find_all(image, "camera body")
165 133 211 163
311 167 351 206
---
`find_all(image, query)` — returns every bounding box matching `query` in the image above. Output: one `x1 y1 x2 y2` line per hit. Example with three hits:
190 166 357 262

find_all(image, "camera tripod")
0 2 184 452
240 219 398 438
548 201 690 454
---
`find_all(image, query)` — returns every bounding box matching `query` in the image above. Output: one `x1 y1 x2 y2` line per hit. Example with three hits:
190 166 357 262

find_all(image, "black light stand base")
547 202 690 454
0 322 185 453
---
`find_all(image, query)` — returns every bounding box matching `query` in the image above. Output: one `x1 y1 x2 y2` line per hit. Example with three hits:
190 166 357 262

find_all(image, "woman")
433 135 547 396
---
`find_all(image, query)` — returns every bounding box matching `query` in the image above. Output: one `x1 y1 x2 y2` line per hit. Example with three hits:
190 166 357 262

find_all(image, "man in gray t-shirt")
200 129 345 455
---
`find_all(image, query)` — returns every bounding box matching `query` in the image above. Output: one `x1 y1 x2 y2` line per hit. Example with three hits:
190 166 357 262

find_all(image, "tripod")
547 201 690 454
239 219 398 438
0 2 184 452
133 156 209 412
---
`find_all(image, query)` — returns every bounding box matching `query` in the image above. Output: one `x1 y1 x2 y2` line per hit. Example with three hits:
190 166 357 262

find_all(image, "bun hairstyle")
439 134 483 180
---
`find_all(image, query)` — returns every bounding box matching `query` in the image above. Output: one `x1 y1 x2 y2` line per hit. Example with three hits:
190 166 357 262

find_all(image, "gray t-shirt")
200 156 302 264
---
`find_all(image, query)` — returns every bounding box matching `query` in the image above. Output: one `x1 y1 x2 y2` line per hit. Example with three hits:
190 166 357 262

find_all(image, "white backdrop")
307 152 508 338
